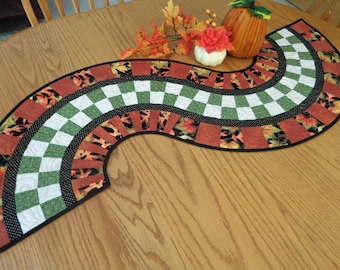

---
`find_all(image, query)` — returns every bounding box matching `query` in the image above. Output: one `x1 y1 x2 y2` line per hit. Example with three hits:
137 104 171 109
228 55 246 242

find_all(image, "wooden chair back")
307 0 340 28
21 0 127 26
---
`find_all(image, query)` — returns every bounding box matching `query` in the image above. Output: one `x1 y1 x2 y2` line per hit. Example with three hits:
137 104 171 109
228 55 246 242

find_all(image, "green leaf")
248 6 272 20
228 0 254 8
228 0 272 20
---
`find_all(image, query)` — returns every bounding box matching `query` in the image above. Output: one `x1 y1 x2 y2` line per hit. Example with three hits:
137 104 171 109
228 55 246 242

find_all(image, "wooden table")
1 0 340 269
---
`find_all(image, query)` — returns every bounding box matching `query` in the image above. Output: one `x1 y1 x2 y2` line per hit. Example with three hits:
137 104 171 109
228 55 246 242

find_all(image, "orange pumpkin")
221 1 271 59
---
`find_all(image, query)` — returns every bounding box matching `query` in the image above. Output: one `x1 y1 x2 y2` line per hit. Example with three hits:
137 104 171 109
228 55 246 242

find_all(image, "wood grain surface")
1 0 340 269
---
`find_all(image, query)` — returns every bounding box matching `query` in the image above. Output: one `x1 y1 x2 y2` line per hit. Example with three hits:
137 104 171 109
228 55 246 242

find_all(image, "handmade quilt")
0 20 340 251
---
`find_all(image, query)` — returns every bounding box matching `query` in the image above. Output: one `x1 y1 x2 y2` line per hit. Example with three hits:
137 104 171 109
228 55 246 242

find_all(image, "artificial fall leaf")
162 0 182 27
190 20 207 33
120 0 223 59
120 48 137 59
184 13 203 30
149 42 173 58
175 29 194 55
175 40 191 55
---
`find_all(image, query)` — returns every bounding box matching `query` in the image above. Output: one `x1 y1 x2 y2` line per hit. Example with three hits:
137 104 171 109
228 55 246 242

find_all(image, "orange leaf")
175 29 194 55
120 48 137 59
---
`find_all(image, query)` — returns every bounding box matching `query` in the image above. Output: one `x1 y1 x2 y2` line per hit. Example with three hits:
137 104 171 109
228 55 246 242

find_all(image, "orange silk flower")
195 26 234 53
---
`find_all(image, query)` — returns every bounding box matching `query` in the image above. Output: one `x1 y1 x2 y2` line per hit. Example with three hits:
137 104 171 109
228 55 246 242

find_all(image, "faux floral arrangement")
121 0 234 62
196 25 234 54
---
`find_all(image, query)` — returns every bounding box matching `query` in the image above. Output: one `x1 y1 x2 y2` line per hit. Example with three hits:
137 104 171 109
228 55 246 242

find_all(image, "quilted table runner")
1 20 340 251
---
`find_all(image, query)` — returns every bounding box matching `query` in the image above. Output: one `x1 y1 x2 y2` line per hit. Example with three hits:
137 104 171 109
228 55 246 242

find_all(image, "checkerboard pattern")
103 28 316 121
3 19 340 252
15 36 318 230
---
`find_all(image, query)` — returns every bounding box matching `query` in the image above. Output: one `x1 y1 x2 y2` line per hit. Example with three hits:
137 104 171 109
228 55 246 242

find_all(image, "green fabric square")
58 104 79 118
257 92 273 103
252 106 271 118
15 190 39 213
137 92 150 103
38 171 60 187
277 96 297 110
18 157 41 174
280 45 295 52
87 88 106 103
285 72 300 81
275 83 291 94
208 93 222 106
44 144 66 158
287 35 300 44
33 126 57 142
301 68 315 77
186 100 206 114
151 81 166 92
83 105 102 119
270 32 284 41
163 93 177 106
286 59 301 66
41 197 66 219
298 52 313 60
295 82 313 96
60 121 81 136
235 95 249 107
109 96 125 108
119 81 135 93
180 86 198 99
222 107 238 120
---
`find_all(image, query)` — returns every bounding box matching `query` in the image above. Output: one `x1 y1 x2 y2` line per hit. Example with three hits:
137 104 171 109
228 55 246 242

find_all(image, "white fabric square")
24 140 49 157
265 88 285 101
299 75 316 87
286 64 301 74
203 104 222 119
15 173 39 193
246 93 264 107
43 113 68 130
70 95 93 110
150 92 165 104
50 131 74 146
286 90 306 104
38 184 62 204
221 95 236 108
275 38 290 46
134 80 151 92
264 101 285 115
292 43 309 52
70 111 92 127
174 96 192 109
278 28 293 38
300 60 315 69
193 90 210 103
122 92 138 106
102 84 122 98
39 157 62 172
236 107 256 120
164 82 183 95
284 51 299 59
17 205 45 233
95 98 114 113
280 77 298 89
